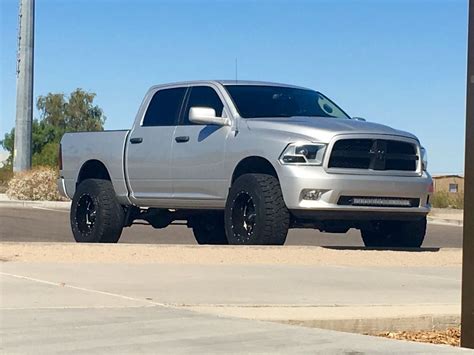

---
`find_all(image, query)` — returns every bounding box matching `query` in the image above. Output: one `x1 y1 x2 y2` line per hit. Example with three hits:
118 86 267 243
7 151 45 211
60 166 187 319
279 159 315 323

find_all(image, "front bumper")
57 177 71 199
277 164 432 218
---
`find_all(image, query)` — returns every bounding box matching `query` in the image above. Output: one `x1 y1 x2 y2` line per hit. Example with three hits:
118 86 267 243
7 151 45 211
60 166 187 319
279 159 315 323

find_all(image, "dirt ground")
0 242 462 266
375 328 461 347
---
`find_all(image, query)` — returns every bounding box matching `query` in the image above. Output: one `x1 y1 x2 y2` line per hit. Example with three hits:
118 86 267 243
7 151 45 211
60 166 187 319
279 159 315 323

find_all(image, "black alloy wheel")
231 192 257 243
75 194 97 235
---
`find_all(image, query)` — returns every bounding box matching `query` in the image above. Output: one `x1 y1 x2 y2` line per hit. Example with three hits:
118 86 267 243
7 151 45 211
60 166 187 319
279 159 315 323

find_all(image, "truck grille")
328 139 418 171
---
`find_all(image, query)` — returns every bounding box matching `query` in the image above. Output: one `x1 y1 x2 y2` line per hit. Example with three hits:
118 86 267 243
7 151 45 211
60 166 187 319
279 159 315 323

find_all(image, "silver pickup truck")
59 80 432 247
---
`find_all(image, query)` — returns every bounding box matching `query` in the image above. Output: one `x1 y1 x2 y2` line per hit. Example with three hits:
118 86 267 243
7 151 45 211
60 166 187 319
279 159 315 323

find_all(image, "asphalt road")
0 207 463 248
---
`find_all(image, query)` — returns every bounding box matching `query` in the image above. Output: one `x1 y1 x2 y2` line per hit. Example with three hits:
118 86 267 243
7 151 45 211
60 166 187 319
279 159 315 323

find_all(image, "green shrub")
6 167 66 201
0 164 13 193
431 191 464 209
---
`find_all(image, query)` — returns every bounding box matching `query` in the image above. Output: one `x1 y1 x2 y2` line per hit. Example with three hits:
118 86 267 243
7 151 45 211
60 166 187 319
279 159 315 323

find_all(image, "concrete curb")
280 315 460 334
179 304 460 334
0 200 71 210
427 216 463 227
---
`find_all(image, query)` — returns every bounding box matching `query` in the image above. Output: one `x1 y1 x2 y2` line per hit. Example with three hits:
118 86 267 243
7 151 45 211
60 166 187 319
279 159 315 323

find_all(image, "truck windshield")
225 85 350 119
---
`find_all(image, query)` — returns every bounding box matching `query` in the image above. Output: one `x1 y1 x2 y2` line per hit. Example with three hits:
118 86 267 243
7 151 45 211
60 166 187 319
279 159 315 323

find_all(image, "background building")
433 174 465 193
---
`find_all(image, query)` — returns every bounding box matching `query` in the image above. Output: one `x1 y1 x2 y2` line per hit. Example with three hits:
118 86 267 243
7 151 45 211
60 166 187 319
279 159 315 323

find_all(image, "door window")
182 86 224 125
142 87 186 126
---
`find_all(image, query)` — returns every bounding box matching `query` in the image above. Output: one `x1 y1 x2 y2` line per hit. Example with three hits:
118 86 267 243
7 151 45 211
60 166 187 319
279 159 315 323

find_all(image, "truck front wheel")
225 173 290 245
360 218 427 248
70 179 124 243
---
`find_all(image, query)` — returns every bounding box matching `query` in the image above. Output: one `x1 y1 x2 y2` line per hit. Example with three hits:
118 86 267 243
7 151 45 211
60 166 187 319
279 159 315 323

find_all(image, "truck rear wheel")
70 179 124 243
361 218 426 248
191 213 228 245
225 173 290 245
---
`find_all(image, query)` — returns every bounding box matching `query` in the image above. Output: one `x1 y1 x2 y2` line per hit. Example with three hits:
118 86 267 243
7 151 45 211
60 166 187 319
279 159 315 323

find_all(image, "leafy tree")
1 89 105 168
1 132 14 166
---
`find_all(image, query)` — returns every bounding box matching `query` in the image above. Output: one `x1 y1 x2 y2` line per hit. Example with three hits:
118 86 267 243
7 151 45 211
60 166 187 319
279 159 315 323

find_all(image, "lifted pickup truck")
59 80 432 247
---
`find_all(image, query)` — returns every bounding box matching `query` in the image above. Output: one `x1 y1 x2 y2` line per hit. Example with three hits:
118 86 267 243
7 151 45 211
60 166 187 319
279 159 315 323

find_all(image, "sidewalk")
2 304 468 353
1 243 469 353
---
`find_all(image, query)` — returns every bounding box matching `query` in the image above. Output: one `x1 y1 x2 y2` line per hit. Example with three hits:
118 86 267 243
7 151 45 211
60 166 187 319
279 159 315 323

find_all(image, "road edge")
0 200 464 226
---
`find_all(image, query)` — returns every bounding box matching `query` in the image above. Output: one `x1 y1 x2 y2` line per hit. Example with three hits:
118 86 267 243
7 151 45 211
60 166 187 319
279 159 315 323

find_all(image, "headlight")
420 147 428 171
279 143 327 165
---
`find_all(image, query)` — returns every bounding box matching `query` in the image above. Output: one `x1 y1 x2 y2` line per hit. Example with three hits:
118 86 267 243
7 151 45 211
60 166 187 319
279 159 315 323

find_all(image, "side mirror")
189 107 229 126
352 117 367 122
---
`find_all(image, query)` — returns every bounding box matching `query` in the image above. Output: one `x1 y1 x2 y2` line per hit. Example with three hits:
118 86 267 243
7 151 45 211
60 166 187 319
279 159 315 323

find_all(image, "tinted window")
142 88 186 126
225 85 349 119
183 86 224 125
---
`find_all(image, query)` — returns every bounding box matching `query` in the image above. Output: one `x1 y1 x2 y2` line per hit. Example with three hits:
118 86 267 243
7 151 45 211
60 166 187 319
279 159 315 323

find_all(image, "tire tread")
71 179 124 243
225 173 289 245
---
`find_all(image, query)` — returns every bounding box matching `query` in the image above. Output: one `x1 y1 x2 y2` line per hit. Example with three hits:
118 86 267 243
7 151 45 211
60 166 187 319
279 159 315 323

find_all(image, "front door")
126 87 187 203
171 85 231 207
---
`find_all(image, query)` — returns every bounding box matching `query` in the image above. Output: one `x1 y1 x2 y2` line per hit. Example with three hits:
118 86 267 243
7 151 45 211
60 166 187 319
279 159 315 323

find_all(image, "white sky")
0 149 9 167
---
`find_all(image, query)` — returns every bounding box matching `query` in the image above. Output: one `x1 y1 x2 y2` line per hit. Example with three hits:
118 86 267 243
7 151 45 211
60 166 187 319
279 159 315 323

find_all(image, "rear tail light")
428 182 434 193
58 143 63 170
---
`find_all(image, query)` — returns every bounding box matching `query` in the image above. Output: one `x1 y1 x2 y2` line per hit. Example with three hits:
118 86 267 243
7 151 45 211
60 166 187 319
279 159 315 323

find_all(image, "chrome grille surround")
324 135 422 176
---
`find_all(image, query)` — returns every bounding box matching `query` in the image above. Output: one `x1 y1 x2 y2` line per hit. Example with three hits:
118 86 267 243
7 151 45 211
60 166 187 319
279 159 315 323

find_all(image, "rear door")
171 85 232 206
126 87 187 203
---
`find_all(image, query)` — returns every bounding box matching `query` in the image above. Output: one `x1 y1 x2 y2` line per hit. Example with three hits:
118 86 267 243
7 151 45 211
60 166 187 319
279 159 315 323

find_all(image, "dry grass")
6 166 66 201
376 327 460 347
431 191 464 209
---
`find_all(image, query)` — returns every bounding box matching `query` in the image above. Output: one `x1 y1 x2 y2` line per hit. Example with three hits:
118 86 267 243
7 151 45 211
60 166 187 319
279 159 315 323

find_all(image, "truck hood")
245 116 418 143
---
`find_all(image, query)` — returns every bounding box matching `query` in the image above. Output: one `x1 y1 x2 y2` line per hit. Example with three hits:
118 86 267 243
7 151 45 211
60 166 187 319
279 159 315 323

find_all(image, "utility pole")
13 0 35 172
462 0 474 348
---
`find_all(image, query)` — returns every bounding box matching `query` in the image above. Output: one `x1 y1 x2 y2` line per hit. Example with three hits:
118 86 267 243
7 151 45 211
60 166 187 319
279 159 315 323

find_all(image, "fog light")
301 189 324 201
352 197 412 207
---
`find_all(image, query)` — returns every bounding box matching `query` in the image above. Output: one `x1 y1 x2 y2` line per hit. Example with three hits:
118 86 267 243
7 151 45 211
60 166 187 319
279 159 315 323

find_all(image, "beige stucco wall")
433 176 465 193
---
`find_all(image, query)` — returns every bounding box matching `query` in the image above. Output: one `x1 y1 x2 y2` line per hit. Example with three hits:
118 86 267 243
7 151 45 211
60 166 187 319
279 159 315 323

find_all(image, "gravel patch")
375 327 461 347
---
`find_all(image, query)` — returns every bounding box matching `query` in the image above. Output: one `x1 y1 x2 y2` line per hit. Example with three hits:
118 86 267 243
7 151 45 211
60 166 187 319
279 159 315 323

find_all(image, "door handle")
175 136 190 143
130 137 143 144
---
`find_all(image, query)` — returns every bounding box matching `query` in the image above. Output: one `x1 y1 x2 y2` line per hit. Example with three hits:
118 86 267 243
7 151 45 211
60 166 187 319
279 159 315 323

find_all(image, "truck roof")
149 80 310 91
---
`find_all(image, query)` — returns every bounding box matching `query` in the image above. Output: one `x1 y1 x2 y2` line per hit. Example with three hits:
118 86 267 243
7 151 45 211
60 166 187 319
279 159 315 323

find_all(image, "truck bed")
60 130 130 202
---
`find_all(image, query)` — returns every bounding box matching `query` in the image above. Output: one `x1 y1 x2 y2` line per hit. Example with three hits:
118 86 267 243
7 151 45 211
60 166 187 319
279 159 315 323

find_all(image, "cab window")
142 87 186 126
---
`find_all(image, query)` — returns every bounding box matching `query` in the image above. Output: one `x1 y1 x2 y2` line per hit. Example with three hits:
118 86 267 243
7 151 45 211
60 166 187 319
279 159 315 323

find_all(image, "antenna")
235 58 238 82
